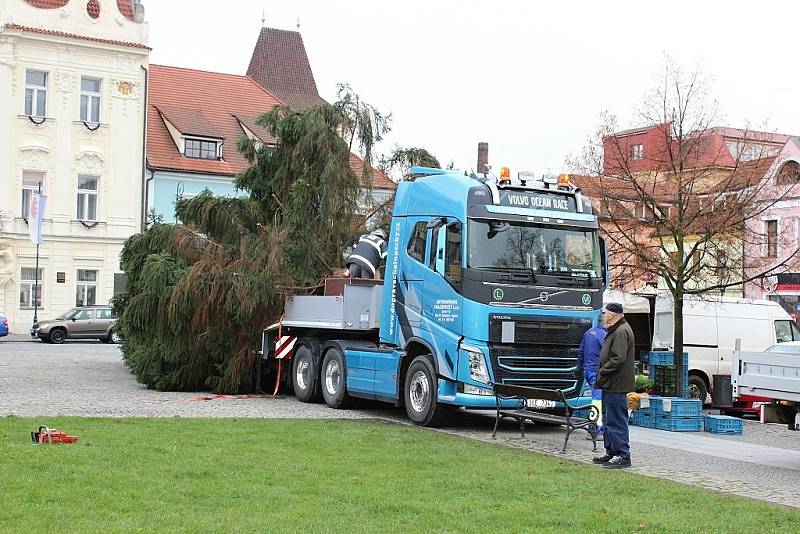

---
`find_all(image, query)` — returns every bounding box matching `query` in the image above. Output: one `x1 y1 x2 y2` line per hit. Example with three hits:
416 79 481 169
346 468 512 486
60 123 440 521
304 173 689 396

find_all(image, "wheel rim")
296 357 310 391
53 331 64 342
112 332 121 343
324 359 340 396
688 384 702 399
409 370 430 413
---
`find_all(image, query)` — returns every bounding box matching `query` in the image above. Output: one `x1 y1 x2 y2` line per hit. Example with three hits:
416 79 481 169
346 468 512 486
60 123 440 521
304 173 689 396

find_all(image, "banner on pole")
28 193 47 245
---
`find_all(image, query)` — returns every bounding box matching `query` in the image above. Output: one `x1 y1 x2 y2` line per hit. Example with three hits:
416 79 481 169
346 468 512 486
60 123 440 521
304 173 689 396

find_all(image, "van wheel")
404 355 451 427
321 347 354 409
688 375 708 404
49 329 66 344
291 344 321 403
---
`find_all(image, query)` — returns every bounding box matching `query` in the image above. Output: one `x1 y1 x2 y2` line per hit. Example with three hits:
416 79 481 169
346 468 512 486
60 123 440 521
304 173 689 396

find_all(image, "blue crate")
649 397 702 417
648 364 689 398
656 414 702 432
639 350 650 364
648 351 688 367
704 415 743 435
631 411 657 428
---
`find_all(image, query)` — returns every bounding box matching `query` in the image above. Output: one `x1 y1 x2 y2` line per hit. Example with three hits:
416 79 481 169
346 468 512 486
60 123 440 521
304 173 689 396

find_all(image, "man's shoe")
603 456 632 469
592 454 613 464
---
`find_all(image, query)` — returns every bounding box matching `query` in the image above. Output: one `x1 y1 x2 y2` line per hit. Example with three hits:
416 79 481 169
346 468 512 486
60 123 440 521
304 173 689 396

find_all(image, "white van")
651 294 799 405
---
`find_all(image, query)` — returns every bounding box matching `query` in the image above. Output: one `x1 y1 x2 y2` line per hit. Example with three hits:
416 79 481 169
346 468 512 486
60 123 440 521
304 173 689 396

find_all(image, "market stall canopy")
603 289 652 314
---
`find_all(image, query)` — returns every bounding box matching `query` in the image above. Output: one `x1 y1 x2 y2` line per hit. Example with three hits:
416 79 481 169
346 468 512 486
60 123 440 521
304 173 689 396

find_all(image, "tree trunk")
673 291 685 397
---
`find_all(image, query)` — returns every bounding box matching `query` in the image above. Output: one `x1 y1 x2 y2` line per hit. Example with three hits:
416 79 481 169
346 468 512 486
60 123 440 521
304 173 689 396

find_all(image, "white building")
0 0 149 333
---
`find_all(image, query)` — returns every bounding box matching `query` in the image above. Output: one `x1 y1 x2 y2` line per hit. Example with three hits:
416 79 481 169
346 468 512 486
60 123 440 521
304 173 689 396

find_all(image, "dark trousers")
602 391 630 459
347 264 363 278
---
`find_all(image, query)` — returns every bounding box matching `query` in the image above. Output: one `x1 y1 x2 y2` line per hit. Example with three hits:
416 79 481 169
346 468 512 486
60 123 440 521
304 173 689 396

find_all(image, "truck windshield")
467 219 601 277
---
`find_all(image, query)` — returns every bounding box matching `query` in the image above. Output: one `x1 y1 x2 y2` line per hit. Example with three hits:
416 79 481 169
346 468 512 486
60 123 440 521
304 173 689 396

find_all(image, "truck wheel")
321 347 354 409
292 345 320 403
404 355 451 427
50 329 66 344
688 375 708 404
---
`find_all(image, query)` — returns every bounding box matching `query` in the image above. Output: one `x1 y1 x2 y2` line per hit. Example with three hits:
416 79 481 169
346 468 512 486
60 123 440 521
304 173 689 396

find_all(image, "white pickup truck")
732 340 800 430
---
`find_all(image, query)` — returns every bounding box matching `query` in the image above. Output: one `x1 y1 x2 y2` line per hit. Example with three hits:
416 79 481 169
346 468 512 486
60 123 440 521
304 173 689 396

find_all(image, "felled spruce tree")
115 94 389 393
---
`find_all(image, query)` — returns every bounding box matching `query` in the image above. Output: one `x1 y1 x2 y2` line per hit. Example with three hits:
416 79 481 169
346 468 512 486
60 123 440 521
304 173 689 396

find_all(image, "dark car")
31 305 119 344
0 314 8 337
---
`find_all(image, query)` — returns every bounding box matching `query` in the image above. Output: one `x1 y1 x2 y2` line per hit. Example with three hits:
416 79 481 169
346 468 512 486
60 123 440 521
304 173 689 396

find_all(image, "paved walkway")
2 339 799 508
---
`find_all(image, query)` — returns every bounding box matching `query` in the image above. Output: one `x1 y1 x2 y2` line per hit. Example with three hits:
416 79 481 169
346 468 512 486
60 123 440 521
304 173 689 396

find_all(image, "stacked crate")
703 415 744 435
631 396 702 432
647 351 689 398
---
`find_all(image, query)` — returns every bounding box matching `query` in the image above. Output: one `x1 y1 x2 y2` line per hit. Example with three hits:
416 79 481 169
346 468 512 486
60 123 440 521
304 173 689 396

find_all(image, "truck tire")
321 347 354 409
292 344 321 403
688 375 708 404
49 328 66 344
404 355 451 427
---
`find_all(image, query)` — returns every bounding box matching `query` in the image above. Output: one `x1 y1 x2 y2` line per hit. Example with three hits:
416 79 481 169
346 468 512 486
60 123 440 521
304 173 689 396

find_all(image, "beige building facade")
0 0 148 333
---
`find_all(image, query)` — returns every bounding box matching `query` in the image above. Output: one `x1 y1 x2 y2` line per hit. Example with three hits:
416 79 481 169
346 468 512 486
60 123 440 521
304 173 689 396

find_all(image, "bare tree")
571 61 800 398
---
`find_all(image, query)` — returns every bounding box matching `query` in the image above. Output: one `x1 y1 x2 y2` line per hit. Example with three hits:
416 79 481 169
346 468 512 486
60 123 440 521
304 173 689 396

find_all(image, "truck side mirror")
435 225 447 277
600 237 609 287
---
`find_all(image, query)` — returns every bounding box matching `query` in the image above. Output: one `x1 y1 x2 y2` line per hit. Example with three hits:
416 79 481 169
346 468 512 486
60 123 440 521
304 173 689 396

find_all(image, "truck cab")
267 168 607 425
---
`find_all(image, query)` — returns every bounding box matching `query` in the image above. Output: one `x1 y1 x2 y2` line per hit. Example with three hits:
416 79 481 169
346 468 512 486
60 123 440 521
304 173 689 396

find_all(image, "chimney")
477 142 489 174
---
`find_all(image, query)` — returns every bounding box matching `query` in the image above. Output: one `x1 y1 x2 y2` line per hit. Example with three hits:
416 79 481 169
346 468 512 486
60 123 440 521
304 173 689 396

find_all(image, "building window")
25 70 47 117
80 77 101 123
766 220 778 258
777 161 800 186
631 144 644 160
77 175 99 221
76 269 98 306
21 171 45 218
657 205 671 219
184 138 218 159
20 267 43 309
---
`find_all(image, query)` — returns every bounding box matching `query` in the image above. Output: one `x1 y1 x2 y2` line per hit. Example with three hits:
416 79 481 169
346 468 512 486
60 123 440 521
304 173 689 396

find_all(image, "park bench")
491 382 599 453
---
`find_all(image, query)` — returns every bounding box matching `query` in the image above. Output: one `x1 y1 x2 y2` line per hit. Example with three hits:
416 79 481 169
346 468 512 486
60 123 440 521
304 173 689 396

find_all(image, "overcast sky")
148 0 800 176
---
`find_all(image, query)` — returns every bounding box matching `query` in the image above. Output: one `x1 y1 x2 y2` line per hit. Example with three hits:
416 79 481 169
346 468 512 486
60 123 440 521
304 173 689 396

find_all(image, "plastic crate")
656 414 702 432
651 365 689 398
648 351 688 367
631 411 657 428
704 415 743 435
649 397 702 417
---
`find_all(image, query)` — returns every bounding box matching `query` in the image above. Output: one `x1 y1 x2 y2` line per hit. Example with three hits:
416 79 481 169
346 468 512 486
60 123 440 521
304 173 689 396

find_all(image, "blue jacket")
577 326 607 374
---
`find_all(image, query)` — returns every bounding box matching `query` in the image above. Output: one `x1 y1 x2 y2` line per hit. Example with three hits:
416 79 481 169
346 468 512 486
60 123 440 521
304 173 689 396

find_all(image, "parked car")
31 305 119 344
0 314 8 337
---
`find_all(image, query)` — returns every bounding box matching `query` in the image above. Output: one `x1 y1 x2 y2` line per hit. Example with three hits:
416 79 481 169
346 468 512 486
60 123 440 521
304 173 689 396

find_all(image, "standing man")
344 228 388 279
576 312 607 439
592 302 635 469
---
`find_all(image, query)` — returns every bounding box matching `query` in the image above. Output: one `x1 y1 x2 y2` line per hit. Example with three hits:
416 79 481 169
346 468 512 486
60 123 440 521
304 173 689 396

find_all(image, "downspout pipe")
140 64 149 232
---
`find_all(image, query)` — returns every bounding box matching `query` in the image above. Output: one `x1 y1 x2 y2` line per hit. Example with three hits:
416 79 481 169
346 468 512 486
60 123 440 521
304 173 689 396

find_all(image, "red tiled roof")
147 65 283 176
117 0 135 20
156 105 224 139
247 27 325 108
3 23 150 49
148 64 395 190
24 0 69 8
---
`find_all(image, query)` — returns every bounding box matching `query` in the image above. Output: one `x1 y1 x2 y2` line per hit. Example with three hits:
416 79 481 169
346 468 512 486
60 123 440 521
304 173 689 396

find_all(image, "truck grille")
488 315 591 396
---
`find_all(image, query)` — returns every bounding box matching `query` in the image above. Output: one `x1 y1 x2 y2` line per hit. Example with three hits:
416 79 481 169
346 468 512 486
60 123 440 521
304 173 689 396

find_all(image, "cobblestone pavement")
2 338 799 508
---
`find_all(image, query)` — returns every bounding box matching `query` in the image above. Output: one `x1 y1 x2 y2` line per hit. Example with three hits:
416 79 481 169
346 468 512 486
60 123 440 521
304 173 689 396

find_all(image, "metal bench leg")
519 418 525 438
562 426 572 453
492 413 500 439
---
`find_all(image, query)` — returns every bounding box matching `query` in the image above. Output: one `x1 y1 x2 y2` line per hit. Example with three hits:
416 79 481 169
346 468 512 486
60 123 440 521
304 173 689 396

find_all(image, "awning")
603 288 652 314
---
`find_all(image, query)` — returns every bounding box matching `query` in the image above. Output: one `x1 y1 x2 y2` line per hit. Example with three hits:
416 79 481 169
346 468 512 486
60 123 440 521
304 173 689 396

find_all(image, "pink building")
744 138 800 322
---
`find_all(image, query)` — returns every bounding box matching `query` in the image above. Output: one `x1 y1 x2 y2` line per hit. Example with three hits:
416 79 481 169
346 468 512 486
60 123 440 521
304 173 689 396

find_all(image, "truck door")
399 219 428 330
421 221 464 381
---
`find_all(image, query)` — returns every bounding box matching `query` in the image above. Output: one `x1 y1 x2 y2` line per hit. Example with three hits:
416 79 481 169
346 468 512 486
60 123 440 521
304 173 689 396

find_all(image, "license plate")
526 399 556 409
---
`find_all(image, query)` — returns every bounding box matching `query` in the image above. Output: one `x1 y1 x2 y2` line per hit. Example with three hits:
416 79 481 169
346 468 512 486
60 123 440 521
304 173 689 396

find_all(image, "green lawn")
0 417 796 533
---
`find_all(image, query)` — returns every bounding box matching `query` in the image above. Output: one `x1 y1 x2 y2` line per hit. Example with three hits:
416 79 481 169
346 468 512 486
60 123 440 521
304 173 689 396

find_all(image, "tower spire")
296 16 301 31
261 9 266 28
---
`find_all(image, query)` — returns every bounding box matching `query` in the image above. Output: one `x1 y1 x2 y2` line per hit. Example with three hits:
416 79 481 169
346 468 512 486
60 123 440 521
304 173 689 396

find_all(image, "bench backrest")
492 383 565 403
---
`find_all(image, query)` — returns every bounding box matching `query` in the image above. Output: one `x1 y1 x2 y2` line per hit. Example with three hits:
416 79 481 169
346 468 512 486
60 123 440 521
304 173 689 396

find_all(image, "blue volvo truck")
262 167 608 425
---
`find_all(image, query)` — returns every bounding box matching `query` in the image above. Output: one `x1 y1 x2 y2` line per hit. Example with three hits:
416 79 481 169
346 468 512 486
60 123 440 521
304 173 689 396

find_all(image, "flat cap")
605 302 623 314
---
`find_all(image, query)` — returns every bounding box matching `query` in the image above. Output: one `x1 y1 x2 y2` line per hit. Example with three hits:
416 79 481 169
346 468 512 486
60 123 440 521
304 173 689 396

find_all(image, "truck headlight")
463 346 489 384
